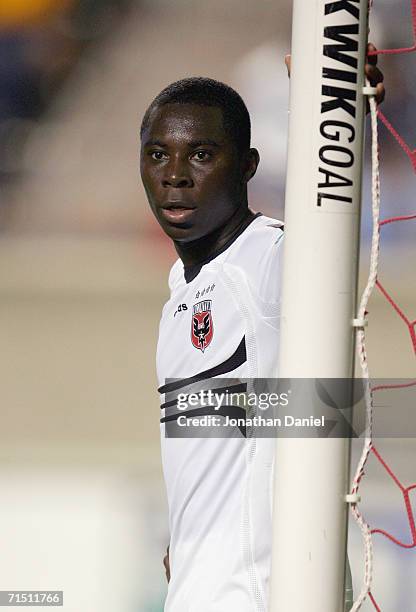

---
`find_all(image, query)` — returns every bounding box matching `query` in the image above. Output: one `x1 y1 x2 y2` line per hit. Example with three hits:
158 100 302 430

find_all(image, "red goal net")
350 1 416 609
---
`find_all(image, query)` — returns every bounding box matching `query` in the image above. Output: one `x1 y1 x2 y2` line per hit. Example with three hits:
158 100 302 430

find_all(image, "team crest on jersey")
191 300 213 352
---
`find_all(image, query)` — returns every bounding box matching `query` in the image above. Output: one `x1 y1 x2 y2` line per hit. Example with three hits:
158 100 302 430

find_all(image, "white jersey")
157 214 284 612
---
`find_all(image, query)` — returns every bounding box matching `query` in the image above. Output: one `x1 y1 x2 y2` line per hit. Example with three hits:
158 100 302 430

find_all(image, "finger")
367 42 378 65
285 54 291 77
163 555 171 582
285 55 291 77
375 82 385 105
366 84 385 113
163 547 169 569
364 65 384 85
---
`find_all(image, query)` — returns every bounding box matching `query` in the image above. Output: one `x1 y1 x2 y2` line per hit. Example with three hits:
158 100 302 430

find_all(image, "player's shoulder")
157 260 182 326
228 214 284 265
247 213 284 243
226 214 284 303
167 258 184 293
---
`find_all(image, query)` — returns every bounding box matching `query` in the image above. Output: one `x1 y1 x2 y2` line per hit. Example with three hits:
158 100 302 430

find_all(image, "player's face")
140 104 247 242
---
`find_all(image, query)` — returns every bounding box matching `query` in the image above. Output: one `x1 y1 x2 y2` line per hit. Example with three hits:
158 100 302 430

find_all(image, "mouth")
160 203 197 224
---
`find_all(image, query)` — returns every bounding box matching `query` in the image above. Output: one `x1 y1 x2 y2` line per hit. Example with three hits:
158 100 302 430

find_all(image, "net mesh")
350 2 416 609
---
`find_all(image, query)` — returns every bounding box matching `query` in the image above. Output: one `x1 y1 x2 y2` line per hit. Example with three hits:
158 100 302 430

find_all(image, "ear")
243 148 260 183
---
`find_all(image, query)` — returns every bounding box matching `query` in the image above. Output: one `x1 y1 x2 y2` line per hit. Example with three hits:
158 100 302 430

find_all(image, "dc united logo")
191 300 213 352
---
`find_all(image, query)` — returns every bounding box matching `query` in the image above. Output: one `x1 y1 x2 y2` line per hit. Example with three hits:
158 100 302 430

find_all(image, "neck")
174 205 256 267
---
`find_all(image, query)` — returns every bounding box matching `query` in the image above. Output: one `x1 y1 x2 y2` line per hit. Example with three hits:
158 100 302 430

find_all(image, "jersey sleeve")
167 258 184 293
232 221 284 306
256 228 284 305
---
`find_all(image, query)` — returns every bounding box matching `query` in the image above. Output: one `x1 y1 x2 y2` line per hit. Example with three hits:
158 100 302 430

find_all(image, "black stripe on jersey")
160 405 247 437
158 336 247 395
266 222 284 231
159 382 247 411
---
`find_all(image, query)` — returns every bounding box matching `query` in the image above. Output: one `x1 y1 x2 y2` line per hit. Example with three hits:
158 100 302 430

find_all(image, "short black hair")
140 77 251 151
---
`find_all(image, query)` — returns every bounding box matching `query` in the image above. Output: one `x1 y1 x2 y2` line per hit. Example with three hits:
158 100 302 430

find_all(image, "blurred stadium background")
0 0 414 610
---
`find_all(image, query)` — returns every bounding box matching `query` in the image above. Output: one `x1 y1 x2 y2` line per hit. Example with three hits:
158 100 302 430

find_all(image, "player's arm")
163 545 170 583
285 42 385 107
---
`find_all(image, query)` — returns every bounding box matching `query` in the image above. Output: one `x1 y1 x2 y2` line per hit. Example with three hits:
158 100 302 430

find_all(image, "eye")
191 150 212 162
150 151 168 161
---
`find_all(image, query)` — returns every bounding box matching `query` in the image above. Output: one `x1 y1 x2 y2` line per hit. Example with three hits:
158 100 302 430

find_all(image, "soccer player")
140 51 384 611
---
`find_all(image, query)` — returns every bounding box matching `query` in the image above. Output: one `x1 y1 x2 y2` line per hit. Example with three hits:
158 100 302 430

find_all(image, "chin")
162 223 198 242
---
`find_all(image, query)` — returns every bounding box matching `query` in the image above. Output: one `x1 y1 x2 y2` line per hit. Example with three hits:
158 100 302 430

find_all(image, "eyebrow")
188 139 222 148
143 139 166 147
143 138 222 148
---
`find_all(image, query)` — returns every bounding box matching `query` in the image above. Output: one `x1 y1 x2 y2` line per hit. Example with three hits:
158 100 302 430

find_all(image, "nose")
162 157 193 188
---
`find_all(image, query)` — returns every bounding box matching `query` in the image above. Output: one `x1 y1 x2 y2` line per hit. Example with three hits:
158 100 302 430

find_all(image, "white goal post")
269 1 370 610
